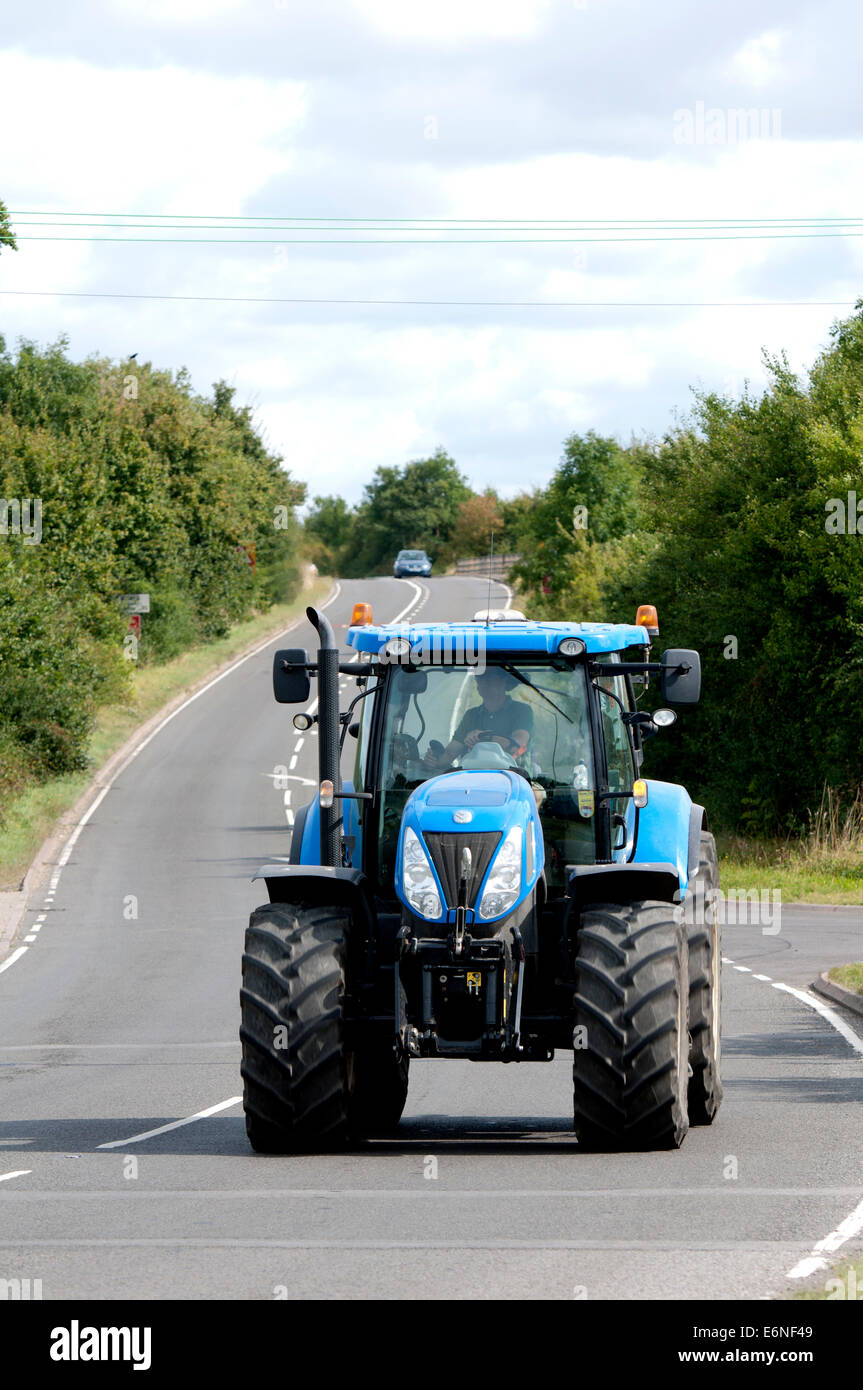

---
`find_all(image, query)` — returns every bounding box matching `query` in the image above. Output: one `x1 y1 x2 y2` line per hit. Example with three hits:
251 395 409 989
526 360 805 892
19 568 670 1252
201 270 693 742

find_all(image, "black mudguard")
567 861 681 907
252 864 376 938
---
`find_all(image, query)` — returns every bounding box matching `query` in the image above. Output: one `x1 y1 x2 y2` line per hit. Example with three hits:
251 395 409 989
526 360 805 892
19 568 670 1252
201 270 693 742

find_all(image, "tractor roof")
346 619 650 657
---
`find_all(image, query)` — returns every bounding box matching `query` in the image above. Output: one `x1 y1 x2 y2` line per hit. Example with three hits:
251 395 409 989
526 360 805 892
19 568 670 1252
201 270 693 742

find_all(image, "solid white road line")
96 1096 243 1150
387 579 424 625
771 981 863 1058
787 1194 863 1279
0 1170 32 1182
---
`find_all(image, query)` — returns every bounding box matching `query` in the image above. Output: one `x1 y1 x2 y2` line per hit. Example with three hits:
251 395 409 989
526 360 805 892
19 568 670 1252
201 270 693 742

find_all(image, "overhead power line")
0 290 853 309
8 212 863 246
10 210 863 223
13 231 863 244
13 219 863 232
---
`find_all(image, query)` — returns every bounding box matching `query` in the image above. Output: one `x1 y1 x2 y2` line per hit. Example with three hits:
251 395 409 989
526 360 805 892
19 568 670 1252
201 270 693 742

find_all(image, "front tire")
572 901 689 1151
240 901 352 1153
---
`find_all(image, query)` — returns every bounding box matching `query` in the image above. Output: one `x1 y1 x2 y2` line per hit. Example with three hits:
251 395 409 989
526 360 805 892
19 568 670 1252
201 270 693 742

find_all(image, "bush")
137 586 202 663
0 341 306 804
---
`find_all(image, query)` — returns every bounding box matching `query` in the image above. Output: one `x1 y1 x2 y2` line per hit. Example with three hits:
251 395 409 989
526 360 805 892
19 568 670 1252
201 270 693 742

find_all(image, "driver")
424 667 533 769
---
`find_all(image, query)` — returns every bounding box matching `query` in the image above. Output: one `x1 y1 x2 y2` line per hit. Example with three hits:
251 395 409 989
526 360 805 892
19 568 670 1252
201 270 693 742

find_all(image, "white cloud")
0 50 304 214
725 29 788 88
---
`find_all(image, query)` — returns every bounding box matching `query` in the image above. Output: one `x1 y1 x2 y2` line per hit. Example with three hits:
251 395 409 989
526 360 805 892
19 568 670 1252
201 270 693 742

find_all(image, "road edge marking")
96 1096 244 1149
770 980 863 1057
786 1194 863 1279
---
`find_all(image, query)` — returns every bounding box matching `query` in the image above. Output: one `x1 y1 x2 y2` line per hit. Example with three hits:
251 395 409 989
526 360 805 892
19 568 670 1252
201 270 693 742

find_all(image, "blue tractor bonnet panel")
633 779 693 897
346 620 650 657
394 769 544 925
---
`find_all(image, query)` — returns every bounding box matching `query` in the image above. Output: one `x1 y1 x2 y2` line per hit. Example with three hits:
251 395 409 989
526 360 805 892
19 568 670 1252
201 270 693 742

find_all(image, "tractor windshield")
375 660 599 893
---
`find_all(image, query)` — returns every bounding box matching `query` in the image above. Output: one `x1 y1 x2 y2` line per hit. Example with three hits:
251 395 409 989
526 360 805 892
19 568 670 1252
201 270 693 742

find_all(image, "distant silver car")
393 549 432 578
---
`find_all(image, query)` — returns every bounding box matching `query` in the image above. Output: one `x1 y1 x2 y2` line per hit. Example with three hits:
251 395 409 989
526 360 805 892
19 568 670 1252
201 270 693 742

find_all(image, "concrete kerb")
0 579 336 963
811 971 863 1018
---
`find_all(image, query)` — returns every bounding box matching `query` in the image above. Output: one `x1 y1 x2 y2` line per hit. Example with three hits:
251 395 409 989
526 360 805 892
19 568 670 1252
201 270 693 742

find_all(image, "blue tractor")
240 603 721 1152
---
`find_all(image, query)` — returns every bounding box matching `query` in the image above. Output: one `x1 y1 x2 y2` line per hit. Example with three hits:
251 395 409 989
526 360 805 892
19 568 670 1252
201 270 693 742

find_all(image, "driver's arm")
425 734 464 768
425 708 477 767
493 702 534 757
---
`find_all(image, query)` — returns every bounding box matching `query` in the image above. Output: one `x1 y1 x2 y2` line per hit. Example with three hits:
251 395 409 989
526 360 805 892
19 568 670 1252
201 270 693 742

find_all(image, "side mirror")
660 649 701 706
273 648 312 704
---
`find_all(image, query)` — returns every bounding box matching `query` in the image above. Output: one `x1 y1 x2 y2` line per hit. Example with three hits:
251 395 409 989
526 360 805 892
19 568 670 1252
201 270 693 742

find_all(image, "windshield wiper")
502 667 574 724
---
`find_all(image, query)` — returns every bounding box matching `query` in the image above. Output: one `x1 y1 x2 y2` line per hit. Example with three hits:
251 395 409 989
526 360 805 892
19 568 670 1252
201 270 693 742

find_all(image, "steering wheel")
474 728 518 751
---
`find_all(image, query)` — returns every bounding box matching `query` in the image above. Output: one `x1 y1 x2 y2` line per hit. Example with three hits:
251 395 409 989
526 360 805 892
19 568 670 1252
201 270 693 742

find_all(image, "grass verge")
828 962 863 995
0 579 330 890
716 833 863 906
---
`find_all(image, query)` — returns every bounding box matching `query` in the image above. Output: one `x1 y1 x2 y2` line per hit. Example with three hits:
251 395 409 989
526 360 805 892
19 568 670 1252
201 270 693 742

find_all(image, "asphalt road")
1 576 862 1301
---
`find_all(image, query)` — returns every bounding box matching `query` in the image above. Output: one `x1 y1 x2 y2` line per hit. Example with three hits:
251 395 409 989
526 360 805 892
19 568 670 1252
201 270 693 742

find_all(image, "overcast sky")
1 0 861 505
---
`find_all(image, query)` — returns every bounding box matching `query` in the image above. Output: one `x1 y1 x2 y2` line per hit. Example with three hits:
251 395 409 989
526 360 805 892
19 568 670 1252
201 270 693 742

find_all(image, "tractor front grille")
423 830 502 909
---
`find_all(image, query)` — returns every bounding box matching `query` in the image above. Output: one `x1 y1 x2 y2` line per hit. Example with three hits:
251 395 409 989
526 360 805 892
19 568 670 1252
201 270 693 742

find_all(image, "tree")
350 448 472 573
304 494 357 573
450 490 504 560
0 198 16 252
0 339 306 805
510 432 643 616
601 313 863 832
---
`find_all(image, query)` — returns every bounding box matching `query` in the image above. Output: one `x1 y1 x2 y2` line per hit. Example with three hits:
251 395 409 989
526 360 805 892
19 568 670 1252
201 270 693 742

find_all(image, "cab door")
596 663 637 861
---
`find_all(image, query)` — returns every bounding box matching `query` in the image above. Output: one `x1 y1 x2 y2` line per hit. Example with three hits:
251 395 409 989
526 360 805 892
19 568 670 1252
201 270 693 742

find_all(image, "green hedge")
0 338 305 813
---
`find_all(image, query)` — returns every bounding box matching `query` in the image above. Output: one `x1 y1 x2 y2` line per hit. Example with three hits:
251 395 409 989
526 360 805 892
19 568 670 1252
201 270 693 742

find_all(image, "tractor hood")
406 769 530 829
394 770 544 927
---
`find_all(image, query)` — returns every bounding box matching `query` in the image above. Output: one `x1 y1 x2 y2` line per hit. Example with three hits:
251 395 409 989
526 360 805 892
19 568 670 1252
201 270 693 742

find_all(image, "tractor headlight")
477 827 522 920
401 827 442 919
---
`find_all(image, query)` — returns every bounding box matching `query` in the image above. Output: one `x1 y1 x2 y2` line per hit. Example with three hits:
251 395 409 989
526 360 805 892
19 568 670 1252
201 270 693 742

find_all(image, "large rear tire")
572 901 689 1151
240 901 352 1153
685 831 723 1124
